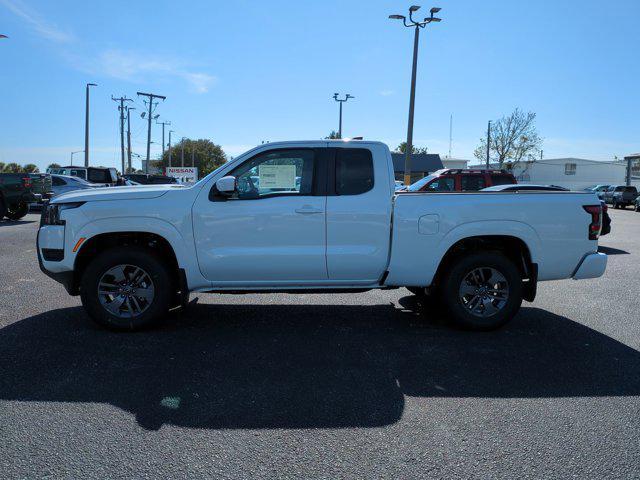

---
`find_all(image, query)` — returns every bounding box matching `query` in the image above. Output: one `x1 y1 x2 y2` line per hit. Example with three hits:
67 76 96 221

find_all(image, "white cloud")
83 49 217 94
0 0 74 43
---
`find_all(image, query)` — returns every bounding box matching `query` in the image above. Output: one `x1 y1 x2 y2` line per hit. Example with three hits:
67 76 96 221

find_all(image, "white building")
471 157 640 190
441 158 469 170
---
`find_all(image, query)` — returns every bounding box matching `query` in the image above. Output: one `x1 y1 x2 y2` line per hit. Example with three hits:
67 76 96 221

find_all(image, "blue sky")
1 0 638 171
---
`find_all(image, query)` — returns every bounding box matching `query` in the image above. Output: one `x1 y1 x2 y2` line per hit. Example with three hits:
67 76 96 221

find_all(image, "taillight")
22 177 32 188
583 205 602 240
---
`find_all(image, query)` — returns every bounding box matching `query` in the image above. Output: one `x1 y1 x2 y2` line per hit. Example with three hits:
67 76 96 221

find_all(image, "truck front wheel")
80 247 172 331
440 252 522 331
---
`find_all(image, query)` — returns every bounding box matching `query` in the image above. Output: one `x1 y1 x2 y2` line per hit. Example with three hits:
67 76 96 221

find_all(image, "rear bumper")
572 252 607 280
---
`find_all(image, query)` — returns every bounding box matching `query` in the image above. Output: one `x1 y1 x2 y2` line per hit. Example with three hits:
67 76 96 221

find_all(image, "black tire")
0 197 6 219
5 202 29 220
80 246 173 331
440 251 523 331
612 201 618 209
635 204 640 212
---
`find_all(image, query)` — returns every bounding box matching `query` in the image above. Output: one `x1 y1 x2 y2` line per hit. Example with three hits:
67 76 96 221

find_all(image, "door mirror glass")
215 176 237 195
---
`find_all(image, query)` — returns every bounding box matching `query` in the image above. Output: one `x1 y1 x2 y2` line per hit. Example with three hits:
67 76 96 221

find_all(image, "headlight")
41 202 84 226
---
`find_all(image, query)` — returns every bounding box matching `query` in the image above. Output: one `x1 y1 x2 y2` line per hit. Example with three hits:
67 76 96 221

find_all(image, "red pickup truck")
404 169 517 193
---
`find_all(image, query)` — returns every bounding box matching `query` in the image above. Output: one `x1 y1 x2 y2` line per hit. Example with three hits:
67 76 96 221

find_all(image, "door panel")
192 147 328 284
193 196 327 282
326 146 392 282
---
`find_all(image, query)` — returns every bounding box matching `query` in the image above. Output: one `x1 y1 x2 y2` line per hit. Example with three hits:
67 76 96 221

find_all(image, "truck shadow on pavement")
2 299 640 431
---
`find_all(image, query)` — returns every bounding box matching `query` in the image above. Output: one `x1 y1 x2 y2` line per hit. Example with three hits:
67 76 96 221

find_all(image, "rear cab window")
335 148 374 195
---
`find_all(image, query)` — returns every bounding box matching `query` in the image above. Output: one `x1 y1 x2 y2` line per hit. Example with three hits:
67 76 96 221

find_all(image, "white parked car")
51 174 99 197
37 140 607 331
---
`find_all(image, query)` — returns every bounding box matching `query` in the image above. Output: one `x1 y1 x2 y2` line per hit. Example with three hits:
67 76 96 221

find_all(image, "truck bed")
385 190 599 286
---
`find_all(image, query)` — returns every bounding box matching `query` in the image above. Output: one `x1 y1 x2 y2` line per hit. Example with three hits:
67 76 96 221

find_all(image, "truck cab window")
335 148 374 195
230 149 315 200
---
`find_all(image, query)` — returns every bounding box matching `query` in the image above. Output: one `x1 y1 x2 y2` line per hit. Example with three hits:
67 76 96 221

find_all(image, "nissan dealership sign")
166 167 198 184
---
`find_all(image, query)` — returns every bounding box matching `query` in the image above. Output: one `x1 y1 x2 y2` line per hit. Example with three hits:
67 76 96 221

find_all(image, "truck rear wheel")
0 197 6 219
440 252 522 331
5 202 29 220
80 247 172 331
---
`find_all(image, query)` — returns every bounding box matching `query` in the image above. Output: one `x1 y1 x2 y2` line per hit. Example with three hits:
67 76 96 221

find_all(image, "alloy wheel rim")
97 264 155 318
458 267 509 318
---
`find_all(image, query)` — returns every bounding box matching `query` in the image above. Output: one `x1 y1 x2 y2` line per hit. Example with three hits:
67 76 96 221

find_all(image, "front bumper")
572 252 607 280
36 229 76 294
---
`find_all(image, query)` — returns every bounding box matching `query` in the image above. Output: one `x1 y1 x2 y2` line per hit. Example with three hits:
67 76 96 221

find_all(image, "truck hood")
51 184 186 203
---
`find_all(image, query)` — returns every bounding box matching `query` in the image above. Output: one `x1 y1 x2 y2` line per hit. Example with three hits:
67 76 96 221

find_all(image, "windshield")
407 174 437 192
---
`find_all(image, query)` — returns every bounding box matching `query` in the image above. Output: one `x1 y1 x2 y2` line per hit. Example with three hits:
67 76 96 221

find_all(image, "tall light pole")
332 93 354 139
389 6 442 185
84 83 97 167
70 150 84 166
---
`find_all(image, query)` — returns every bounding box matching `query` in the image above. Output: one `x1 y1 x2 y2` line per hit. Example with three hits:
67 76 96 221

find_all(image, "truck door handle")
295 206 324 214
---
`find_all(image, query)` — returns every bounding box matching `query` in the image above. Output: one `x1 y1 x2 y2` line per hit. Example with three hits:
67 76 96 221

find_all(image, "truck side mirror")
215 176 236 196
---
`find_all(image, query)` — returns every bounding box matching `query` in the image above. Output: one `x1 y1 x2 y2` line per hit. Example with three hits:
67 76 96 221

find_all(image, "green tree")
4 163 22 173
0 162 6 172
23 164 39 173
474 108 542 169
47 163 61 170
151 138 226 178
325 130 340 139
395 142 429 155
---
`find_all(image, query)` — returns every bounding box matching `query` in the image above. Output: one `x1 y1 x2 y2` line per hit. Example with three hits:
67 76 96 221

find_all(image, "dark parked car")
123 174 179 185
0 173 39 220
28 173 53 208
603 185 638 209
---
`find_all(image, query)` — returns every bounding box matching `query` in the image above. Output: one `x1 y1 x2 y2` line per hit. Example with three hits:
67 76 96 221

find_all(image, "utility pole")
389 6 442 186
168 130 174 168
486 120 491 169
332 93 354 139
136 91 166 174
84 83 97 167
156 119 171 158
112 96 133 174
181 137 186 167
126 107 136 173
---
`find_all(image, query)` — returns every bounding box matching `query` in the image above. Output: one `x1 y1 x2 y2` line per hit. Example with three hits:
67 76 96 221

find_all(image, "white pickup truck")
37 140 607 331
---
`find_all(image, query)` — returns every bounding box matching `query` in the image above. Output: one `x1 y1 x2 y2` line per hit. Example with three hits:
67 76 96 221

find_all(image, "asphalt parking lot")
1 210 640 479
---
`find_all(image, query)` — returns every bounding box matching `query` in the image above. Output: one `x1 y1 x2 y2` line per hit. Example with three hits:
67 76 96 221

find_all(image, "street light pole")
84 83 97 167
389 6 442 185
332 93 354 139
70 150 84 166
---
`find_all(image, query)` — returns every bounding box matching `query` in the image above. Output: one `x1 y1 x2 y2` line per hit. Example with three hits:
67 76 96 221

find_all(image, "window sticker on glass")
258 164 296 189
